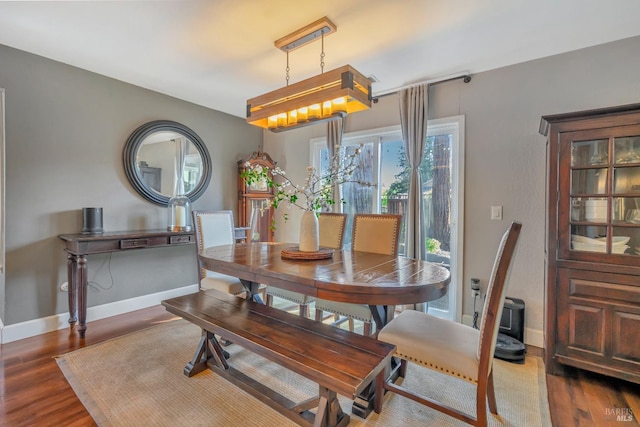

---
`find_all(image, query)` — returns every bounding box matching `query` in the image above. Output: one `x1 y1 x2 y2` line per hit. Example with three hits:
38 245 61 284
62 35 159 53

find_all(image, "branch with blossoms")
241 145 375 227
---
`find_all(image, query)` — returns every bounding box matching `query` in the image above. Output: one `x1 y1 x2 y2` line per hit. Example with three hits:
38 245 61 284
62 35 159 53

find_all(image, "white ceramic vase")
299 210 319 252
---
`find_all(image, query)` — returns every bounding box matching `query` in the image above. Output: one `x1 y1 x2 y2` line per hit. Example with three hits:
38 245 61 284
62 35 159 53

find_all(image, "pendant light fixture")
246 17 372 132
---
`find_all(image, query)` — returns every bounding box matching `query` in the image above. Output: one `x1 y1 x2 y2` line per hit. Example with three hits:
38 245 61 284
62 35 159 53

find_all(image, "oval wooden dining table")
198 242 451 418
199 242 451 331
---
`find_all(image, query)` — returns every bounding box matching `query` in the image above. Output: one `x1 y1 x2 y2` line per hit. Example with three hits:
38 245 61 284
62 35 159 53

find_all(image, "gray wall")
264 36 640 343
0 44 262 325
3 34 639 339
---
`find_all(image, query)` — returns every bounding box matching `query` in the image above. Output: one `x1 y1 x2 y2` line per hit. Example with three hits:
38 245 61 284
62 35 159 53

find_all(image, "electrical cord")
471 278 480 329
87 252 115 291
472 292 479 329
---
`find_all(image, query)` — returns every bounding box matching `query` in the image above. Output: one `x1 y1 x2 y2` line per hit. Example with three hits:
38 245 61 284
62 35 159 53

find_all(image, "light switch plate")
491 205 503 220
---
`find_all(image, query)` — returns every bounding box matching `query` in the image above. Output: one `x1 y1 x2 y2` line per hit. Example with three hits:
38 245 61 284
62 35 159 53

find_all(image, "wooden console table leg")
66 253 77 326
76 255 88 338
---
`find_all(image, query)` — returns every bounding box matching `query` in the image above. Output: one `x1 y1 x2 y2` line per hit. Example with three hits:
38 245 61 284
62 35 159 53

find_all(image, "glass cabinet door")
568 133 640 257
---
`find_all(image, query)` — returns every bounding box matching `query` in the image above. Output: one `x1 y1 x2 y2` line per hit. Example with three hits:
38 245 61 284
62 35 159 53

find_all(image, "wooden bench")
162 289 396 427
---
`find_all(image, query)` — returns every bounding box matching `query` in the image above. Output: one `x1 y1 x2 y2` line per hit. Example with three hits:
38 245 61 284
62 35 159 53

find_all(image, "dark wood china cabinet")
237 150 275 242
540 104 640 384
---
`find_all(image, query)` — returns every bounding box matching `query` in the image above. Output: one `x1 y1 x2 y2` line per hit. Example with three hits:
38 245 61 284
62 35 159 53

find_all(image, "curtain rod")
372 74 472 103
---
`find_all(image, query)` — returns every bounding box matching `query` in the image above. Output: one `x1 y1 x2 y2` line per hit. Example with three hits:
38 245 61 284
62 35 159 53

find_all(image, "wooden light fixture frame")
246 17 372 132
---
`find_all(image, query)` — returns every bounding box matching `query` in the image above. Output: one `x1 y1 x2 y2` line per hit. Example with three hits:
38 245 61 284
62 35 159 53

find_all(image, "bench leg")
184 330 229 377
314 386 349 427
374 368 385 414
349 304 397 419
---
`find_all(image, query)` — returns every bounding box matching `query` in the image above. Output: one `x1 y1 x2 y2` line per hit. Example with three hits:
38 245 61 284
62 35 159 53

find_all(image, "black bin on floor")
495 297 526 364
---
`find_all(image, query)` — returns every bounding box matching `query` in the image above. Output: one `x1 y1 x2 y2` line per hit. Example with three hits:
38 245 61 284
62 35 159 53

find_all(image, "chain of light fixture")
320 30 325 73
285 30 326 86
285 50 290 86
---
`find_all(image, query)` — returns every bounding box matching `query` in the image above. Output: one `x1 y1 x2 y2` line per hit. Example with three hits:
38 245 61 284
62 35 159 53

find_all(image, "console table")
59 229 195 338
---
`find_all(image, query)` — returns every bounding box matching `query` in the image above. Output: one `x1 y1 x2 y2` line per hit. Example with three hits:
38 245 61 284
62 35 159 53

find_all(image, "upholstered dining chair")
265 286 315 317
262 213 347 318
317 212 348 249
376 222 522 426
351 213 402 256
192 210 245 296
314 213 402 336
302 213 348 323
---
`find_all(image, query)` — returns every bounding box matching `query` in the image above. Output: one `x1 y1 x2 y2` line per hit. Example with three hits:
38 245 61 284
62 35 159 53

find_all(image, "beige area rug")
56 319 551 427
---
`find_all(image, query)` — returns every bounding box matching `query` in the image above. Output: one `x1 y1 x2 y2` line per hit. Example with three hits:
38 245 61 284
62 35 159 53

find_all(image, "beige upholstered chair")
376 222 522 426
318 212 348 249
192 210 245 295
314 213 402 335
351 213 402 256
263 213 349 318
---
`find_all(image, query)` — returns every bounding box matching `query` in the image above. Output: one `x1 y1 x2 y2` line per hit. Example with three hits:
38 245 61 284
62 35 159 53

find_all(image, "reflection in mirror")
124 121 211 206
136 132 203 196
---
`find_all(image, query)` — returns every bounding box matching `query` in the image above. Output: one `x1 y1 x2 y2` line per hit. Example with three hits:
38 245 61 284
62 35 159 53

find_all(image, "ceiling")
1 0 639 120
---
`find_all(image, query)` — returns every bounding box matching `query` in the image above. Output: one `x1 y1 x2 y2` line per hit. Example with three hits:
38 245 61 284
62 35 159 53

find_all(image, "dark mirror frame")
123 120 212 206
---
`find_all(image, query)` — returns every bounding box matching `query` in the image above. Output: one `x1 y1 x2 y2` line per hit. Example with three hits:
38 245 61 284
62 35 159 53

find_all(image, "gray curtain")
327 117 344 213
399 85 428 260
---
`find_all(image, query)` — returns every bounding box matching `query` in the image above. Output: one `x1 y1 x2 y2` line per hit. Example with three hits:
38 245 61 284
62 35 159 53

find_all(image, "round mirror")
123 120 212 206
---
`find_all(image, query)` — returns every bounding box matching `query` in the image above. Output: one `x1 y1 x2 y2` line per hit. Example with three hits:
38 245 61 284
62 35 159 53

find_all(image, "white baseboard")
461 314 543 348
524 327 544 348
1 284 198 344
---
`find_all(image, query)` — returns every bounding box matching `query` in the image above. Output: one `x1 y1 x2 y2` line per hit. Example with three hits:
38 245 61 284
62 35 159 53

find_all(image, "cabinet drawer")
119 236 167 249
170 234 193 244
120 238 151 249
568 273 640 303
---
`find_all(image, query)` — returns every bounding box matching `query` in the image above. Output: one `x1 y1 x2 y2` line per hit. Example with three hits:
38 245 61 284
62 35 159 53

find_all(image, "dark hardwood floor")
546 364 639 427
1 305 638 426
0 306 178 426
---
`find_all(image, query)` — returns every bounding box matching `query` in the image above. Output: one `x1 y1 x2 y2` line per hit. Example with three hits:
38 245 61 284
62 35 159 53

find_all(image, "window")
311 116 465 321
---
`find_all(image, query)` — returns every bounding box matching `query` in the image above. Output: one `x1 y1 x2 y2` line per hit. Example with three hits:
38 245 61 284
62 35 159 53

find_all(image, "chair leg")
315 307 342 323
348 317 355 332
363 321 372 336
399 359 408 378
487 369 498 415
299 303 308 318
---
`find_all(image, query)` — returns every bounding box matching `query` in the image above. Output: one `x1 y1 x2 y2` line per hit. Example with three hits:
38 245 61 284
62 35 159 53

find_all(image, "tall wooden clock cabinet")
540 104 640 384
238 150 275 242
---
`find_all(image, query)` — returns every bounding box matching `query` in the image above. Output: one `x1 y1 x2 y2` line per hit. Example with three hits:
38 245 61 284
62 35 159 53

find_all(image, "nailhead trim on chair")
266 290 312 305
313 306 372 322
394 351 478 384
318 213 347 249
352 214 401 256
